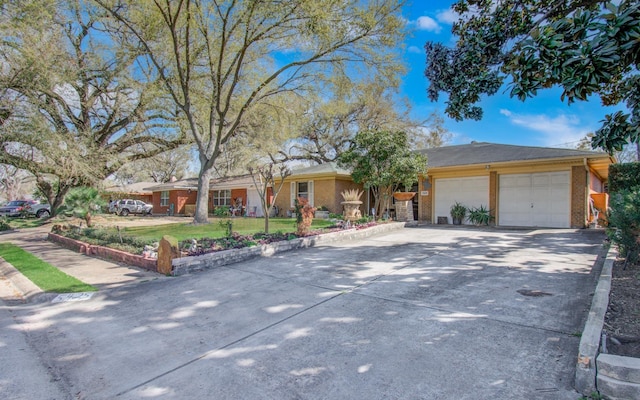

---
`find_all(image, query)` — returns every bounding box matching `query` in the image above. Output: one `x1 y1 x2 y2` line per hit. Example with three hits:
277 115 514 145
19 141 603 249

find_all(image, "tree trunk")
38 181 70 218
193 164 213 224
263 199 270 234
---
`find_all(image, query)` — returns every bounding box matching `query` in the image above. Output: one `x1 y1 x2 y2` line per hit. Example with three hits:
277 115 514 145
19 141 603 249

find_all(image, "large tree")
112 145 195 184
424 0 640 154
338 130 428 219
276 78 415 164
97 0 406 224
0 0 186 214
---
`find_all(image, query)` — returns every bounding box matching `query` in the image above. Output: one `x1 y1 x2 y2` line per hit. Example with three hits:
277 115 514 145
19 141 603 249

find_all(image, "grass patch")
123 217 335 241
2 217 50 230
0 243 97 293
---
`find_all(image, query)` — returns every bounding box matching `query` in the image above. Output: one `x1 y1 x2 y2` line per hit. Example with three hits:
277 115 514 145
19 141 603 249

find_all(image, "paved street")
1 226 605 399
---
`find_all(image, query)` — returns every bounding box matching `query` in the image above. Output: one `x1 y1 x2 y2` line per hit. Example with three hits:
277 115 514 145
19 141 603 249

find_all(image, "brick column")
419 177 433 223
489 171 497 226
571 166 588 228
395 200 414 222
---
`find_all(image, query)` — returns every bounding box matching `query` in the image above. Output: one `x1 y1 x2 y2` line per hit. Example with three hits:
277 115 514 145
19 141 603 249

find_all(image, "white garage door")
499 172 570 228
434 177 489 224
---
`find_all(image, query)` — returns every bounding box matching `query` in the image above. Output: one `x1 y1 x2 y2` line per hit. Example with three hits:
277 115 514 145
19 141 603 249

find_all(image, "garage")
498 172 570 228
434 176 489 224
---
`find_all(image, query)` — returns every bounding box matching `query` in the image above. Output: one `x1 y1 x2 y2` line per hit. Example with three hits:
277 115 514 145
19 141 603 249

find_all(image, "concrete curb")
172 221 408 276
575 245 640 399
0 257 44 303
575 244 613 394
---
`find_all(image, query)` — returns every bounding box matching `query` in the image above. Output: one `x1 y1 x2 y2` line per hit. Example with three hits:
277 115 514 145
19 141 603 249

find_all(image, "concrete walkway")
0 226 162 303
0 225 606 399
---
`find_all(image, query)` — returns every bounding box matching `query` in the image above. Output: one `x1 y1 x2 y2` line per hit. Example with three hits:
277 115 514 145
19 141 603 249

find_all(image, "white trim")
290 182 296 208
308 180 314 206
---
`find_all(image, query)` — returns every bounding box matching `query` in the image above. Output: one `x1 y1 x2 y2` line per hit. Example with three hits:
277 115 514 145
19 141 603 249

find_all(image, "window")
290 181 314 207
213 189 231 206
160 191 169 206
297 182 308 199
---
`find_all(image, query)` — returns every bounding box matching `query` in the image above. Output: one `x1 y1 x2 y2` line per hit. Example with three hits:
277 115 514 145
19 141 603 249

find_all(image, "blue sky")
400 1 621 148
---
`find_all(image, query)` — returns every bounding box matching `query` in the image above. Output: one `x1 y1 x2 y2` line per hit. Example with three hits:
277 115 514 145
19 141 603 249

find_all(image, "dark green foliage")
58 227 155 255
609 162 640 193
213 206 231 217
57 187 106 227
338 130 427 217
425 1 640 154
608 187 640 263
467 205 493 226
0 217 10 231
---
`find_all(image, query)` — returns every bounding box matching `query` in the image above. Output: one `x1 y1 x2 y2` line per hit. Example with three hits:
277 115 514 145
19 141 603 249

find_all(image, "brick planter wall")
48 233 157 272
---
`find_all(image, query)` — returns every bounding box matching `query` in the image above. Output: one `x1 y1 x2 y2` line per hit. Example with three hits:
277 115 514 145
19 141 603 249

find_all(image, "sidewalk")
0 226 162 303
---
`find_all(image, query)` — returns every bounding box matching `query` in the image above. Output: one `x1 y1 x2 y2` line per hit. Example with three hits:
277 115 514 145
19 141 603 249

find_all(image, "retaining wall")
171 222 407 276
48 233 157 272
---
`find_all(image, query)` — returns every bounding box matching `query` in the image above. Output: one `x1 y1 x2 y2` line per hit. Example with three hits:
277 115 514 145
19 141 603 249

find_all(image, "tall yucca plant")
57 187 106 227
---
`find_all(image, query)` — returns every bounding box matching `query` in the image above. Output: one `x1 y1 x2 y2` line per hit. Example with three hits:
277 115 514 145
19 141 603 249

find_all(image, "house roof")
288 162 351 178
103 181 156 194
143 174 258 192
143 178 199 192
418 142 611 168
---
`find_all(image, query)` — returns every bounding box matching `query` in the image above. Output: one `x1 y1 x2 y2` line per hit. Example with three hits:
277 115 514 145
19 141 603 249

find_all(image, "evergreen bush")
608 187 640 264
609 163 640 193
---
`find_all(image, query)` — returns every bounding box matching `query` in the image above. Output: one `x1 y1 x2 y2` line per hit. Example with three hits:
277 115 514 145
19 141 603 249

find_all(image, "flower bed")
171 221 407 276
180 223 364 256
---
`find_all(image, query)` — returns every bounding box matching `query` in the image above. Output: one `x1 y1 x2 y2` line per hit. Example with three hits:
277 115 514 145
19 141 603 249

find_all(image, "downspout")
584 158 590 228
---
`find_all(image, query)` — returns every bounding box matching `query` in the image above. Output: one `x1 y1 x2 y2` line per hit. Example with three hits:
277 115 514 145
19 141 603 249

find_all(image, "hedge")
609 162 640 193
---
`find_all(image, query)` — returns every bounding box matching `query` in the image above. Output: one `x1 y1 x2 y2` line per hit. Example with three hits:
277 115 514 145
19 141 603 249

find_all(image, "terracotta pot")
393 192 416 201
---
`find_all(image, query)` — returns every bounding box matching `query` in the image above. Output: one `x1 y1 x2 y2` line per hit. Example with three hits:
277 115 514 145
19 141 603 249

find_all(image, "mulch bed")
603 259 640 358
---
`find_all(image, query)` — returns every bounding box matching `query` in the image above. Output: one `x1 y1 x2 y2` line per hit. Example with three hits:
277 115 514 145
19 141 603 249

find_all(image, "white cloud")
408 46 422 54
436 9 460 24
499 109 590 146
416 16 442 33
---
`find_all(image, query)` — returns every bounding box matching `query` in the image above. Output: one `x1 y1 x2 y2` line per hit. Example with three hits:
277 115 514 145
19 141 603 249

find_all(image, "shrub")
468 205 493 226
608 187 640 264
609 163 640 193
0 217 10 231
294 197 316 235
55 226 155 254
213 206 230 217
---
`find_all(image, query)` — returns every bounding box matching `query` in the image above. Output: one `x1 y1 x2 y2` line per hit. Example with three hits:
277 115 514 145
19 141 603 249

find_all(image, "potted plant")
450 202 467 225
341 189 363 222
467 205 493 226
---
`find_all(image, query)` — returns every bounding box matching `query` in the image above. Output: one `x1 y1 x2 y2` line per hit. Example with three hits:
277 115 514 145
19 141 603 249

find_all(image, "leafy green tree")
424 1 640 154
276 79 450 164
0 0 187 215
97 0 406 224
338 130 427 218
58 187 106 228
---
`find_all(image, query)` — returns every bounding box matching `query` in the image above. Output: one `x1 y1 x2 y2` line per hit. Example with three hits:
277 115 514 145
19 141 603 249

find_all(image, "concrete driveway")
1 226 605 399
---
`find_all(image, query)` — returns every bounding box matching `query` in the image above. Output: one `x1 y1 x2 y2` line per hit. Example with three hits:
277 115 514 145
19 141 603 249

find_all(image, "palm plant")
57 187 106 227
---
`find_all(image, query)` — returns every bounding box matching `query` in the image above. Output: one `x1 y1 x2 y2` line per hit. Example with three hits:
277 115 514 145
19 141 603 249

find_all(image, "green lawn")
5 217 50 230
0 243 97 293
123 217 335 241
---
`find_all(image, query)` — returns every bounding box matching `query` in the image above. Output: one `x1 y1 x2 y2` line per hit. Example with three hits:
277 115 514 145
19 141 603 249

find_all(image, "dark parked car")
0 200 51 218
110 199 153 216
